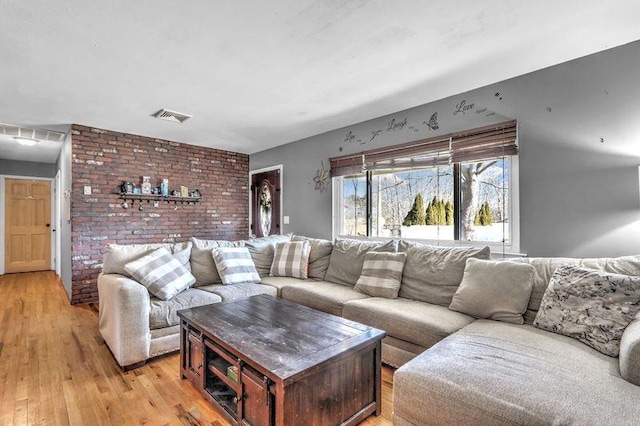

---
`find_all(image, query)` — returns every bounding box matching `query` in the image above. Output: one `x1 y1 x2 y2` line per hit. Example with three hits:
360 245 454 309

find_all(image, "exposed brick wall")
70 124 249 304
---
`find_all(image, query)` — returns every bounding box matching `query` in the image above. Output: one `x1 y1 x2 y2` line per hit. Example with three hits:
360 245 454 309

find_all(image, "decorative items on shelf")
141 176 151 195
121 181 134 193
161 179 169 196
118 178 201 210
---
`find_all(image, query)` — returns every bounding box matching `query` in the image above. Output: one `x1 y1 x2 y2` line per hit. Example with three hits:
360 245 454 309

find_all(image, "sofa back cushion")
449 258 535 324
244 234 292 277
291 235 333 279
103 241 192 277
515 254 640 323
190 237 245 286
324 239 397 287
398 240 491 306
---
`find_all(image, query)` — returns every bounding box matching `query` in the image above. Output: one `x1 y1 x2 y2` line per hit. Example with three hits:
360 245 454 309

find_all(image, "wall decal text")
387 117 408 131
453 99 474 115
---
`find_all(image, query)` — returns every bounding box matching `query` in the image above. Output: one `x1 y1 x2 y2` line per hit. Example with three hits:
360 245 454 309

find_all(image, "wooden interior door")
5 179 52 273
251 169 281 238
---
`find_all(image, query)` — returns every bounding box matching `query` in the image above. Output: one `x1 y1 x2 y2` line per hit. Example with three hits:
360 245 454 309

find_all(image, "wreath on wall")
259 185 272 211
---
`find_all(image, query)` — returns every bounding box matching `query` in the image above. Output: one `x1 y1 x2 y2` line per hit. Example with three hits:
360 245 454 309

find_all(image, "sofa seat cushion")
343 298 474 349
259 276 311 297
149 288 221 330
394 319 640 426
381 336 427 368
280 281 370 316
198 283 277 301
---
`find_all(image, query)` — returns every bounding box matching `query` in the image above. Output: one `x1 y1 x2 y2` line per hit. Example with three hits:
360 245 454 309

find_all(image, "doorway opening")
0 176 56 274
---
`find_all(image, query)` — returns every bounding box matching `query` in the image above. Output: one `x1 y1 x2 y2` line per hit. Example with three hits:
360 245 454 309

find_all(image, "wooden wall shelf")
117 193 202 205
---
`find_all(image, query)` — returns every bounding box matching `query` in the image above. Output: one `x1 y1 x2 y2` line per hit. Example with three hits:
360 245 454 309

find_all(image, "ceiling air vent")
0 123 66 142
152 109 193 123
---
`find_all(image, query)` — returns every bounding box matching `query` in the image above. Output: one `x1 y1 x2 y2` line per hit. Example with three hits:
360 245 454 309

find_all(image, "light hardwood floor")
0 271 394 425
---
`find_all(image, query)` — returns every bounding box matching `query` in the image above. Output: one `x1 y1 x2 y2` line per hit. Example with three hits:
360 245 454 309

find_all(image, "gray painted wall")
56 133 73 298
250 40 640 258
0 159 56 177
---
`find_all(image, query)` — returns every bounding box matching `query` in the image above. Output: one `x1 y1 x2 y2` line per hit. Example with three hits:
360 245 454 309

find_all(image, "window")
331 121 519 251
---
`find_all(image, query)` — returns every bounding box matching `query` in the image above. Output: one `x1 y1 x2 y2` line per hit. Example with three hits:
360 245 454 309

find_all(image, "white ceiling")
0 134 64 163
1 1 640 161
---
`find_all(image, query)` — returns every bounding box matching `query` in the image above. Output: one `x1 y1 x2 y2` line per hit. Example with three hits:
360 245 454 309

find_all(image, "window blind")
329 154 364 177
329 120 517 176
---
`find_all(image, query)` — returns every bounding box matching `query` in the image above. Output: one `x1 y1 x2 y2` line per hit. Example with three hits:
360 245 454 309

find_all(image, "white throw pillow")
124 247 195 301
449 258 535 324
212 247 261 285
269 240 311 279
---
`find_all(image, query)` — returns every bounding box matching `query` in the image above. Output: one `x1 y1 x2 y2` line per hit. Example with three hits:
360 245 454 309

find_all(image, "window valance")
329 120 517 176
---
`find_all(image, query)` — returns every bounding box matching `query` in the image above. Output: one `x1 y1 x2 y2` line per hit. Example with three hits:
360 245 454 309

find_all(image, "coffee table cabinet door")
240 368 272 426
186 331 204 386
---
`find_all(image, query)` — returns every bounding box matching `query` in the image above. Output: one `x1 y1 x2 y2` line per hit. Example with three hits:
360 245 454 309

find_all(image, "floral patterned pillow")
534 264 640 356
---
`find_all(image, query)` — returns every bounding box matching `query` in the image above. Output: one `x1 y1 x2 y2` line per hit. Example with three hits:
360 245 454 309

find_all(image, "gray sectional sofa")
393 255 640 425
97 234 640 425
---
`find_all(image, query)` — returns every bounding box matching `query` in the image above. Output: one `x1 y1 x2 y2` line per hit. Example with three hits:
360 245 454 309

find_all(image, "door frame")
54 171 62 276
0 175 56 275
249 165 283 238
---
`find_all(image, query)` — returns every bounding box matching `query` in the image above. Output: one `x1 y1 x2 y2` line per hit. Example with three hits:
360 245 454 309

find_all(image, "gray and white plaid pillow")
269 240 311 279
124 247 195 300
212 247 261 285
354 252 407 298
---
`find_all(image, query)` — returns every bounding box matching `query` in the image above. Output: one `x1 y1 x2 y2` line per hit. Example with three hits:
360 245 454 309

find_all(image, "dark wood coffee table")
177 294 385 426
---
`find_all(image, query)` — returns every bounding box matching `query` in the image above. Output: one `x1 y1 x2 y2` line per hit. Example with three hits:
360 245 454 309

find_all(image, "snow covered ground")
399 223 508 242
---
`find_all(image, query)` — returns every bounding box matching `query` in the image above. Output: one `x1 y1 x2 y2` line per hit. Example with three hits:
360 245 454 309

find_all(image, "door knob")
45 224 50 227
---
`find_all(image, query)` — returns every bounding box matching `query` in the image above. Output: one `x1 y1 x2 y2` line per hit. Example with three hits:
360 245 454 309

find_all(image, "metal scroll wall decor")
313 161 330 193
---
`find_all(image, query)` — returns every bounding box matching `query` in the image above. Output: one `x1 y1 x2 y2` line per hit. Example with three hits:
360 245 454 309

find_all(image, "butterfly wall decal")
424 112 439 130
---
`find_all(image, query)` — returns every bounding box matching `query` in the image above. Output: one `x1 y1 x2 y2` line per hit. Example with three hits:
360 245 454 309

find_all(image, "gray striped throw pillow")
124 247 196 300
354 252 407 298
270 241 311 279
212 247 261 285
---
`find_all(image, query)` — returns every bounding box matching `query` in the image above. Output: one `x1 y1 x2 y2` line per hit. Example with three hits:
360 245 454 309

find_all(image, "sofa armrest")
620 319 640 386
98 273 151 368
